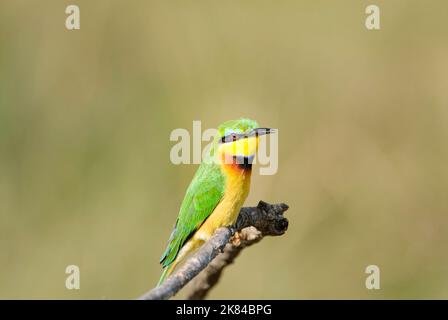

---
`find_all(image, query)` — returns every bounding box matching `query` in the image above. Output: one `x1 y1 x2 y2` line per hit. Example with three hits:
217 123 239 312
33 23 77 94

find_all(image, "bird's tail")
157 262 176 286
157 238 198 286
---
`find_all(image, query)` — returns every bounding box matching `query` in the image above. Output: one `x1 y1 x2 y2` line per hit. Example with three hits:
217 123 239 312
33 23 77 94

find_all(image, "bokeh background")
1 0 447 299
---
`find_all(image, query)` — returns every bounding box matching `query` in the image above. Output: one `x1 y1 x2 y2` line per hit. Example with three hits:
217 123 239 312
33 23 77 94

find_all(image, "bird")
158 118 274 285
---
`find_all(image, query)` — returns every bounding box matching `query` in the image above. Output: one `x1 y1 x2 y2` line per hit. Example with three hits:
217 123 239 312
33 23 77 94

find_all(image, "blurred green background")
1 0 447 299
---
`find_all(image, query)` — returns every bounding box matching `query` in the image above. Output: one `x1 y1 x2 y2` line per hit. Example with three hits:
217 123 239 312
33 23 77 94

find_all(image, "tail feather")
158 238 199 286
158 263 176 286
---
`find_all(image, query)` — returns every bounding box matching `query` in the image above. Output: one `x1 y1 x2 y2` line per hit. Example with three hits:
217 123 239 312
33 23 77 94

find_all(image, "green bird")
158 118 274 285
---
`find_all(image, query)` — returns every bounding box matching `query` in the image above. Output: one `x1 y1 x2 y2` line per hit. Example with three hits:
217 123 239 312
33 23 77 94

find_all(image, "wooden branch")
138 201 289 300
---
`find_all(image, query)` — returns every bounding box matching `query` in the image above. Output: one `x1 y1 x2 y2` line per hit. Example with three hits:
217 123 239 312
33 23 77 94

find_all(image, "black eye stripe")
221 133 243 143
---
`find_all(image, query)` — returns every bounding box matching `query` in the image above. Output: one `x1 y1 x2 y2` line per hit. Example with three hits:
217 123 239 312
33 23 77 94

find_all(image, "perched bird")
158 118 274 285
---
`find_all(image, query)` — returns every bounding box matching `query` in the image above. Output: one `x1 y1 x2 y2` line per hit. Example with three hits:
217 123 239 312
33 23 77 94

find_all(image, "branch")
138 201 289 300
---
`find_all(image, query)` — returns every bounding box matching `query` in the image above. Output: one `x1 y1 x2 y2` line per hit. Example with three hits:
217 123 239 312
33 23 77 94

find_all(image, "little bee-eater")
158 118 274 285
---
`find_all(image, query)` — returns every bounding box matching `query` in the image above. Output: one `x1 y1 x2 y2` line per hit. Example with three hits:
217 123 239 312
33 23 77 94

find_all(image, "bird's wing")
160 162 225 268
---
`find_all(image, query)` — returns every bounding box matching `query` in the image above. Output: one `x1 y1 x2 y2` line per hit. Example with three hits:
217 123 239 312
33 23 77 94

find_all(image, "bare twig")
138 201 289 300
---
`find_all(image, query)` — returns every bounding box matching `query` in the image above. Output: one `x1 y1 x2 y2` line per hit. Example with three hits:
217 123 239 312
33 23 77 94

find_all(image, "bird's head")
213 118 274 166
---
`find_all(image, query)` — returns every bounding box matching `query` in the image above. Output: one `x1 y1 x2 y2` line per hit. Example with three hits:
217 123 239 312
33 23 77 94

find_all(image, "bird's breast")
196 165 252 238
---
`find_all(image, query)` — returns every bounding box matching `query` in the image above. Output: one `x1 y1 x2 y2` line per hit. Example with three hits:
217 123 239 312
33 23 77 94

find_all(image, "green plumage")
159 118 259 282
159 160 224 268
